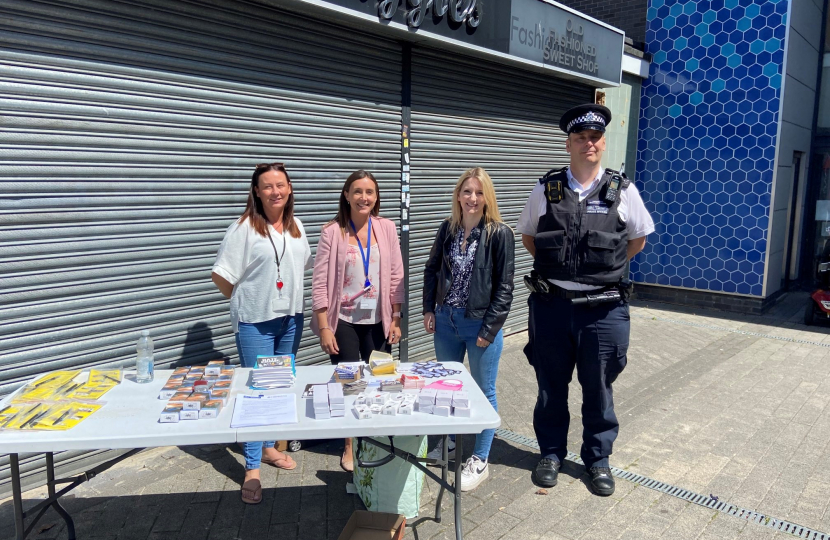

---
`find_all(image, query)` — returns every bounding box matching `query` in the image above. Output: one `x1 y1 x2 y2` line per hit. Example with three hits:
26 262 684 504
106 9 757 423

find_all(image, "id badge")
272 296 290 311
360 297 378 310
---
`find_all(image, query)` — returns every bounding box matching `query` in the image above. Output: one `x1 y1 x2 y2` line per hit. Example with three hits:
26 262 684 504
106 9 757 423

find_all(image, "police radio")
603 162 625 205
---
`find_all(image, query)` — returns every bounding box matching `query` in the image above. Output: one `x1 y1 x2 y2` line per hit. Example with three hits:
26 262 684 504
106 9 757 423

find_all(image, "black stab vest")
533 167 629 285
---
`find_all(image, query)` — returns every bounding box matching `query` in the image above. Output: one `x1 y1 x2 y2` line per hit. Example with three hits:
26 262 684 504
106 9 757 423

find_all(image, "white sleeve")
296 218 313 271
622 183 655 240
517 182 545 236
212 220 248 284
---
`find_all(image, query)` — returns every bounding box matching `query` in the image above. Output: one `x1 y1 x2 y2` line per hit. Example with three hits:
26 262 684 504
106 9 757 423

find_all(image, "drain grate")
631 313 830 349
495 428 830 540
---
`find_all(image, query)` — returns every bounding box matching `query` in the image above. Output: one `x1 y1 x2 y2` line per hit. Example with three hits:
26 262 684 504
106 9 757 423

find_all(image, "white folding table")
0 362 500 540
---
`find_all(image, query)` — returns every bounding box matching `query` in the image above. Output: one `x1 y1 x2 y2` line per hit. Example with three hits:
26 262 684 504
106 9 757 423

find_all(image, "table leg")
434 434 449 523
46 453 76 540
11 454 24 540
454 434 463 540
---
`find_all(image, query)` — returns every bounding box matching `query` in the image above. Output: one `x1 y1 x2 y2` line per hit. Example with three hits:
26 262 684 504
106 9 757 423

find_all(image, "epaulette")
538 166 568 184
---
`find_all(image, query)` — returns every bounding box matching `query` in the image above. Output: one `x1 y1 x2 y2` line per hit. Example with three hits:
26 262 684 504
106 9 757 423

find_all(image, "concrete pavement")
2 292 829 540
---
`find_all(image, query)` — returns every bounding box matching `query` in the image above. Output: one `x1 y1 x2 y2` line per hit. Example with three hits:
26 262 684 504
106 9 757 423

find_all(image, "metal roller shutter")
0 0 401 495
407 47 594 360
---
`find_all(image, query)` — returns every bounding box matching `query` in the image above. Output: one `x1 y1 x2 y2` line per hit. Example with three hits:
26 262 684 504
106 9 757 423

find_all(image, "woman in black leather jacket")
422 167 515 492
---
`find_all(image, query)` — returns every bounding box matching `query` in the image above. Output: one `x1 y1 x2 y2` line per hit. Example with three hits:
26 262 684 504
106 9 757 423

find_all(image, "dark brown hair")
332 170 381 234
239 162 301 238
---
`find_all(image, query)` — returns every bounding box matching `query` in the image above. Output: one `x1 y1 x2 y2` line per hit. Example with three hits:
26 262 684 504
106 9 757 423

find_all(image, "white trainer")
427 438 456 461
460 455 489 492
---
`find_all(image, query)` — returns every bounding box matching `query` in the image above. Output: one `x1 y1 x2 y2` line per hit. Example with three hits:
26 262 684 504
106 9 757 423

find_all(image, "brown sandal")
241 478 262 504
262 453 297 470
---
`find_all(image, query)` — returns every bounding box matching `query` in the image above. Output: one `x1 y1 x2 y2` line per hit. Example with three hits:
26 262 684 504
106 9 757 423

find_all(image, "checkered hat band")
567 111 606 132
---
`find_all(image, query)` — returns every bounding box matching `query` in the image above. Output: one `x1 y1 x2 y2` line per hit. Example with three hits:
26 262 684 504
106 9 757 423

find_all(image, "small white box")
354 394 367 405
182 400 202 411
397 403 413 415
179 409 199 420
159 407 181 423
433 405 451 417
435 390 453 407
419 389 437 404
453 406 471 417
199 408 219 419
419 403 434 414
382 404 398 416
370 392 389 405
158 388 178 400
369 404 383 414
354 405 371 420
451 391 470 409
315 411 331 420
331 409 345 417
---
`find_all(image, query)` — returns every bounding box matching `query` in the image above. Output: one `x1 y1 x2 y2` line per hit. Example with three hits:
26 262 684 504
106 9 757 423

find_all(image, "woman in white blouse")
211 162 311 505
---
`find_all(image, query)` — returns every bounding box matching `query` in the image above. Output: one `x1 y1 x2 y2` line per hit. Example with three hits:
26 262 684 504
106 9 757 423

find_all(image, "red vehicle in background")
805 242 830 325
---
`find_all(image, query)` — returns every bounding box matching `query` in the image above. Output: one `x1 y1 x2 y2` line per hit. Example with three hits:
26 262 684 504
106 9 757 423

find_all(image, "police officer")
517 103 654 496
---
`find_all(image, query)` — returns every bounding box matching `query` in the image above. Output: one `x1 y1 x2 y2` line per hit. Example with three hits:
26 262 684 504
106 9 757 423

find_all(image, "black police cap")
558 103 612 134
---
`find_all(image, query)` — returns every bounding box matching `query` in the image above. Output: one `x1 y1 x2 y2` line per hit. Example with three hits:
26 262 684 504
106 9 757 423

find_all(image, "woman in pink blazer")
311 170 404 470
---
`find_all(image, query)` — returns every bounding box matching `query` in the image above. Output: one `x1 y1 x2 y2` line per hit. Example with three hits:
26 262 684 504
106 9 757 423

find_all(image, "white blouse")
212 217 312 332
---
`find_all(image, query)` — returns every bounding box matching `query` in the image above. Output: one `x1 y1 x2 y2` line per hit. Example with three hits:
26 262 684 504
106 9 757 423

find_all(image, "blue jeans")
433 305 503 461
236 314 300 470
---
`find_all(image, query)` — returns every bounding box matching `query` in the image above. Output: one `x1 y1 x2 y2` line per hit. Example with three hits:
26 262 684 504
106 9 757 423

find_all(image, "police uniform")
517 104 655 495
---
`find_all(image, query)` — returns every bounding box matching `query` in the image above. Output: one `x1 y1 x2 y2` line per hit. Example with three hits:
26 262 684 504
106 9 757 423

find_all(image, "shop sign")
509 0 623 83
376 0 481 29
311 0 623 85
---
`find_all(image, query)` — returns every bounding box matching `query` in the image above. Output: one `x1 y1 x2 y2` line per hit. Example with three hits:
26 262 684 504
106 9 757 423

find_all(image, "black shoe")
532 458 560 487
588 466 615 496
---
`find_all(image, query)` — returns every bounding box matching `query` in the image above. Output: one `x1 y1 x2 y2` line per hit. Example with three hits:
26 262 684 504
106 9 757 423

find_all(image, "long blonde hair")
449 167 503 235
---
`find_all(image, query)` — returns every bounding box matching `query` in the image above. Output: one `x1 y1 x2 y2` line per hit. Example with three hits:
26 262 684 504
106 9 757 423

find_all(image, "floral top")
444 226 481 308
339 243 381 324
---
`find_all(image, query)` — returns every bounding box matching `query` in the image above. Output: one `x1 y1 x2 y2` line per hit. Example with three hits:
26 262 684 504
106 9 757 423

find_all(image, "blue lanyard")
349 217 372 288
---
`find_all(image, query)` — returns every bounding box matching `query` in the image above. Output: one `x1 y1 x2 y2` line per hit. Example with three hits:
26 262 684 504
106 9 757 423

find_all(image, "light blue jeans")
433 305 503 461
235 313 301 470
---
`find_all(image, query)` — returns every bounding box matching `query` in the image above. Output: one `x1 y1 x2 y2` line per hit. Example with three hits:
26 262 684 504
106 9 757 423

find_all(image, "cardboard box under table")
0 363 499 540
338 510 405 540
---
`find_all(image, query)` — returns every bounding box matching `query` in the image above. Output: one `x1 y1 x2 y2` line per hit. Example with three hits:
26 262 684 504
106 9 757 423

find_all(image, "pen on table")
22 407 49 429
102 375 120 384
52 406 75 427
31 374 60 388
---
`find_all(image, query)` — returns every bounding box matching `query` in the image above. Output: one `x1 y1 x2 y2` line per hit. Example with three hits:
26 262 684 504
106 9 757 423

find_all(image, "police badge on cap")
559 104 612 134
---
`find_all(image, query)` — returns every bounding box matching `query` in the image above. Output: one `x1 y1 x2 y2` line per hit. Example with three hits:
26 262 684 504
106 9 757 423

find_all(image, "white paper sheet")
230 394 297 428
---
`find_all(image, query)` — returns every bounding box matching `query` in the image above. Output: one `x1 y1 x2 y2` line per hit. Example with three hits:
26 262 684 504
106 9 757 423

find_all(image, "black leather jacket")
423 219 515 343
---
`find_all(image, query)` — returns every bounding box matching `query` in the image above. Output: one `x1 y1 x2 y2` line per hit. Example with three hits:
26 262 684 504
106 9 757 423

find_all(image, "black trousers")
524 292 629 468
329 320 390 364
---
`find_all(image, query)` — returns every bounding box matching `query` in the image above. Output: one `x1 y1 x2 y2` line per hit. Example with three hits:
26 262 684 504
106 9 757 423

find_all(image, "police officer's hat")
558 103 612 134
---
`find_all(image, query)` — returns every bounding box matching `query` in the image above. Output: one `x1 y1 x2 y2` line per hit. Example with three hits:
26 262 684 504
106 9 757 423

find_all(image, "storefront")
0 0 630 492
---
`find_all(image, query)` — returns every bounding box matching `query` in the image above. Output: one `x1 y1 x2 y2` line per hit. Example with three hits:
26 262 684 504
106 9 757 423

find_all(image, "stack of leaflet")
328 383 345 418
311 383 345 419
312 385 331 419
251 367 295 389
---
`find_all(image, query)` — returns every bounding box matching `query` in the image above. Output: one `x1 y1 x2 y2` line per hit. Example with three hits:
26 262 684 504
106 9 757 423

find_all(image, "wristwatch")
392 312 402 318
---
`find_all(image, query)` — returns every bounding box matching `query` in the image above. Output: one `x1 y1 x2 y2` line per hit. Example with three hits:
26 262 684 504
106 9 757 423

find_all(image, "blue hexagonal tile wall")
635 0 788 297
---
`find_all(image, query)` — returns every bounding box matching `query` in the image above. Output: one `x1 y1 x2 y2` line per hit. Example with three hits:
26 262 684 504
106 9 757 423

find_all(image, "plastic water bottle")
135 330 154 383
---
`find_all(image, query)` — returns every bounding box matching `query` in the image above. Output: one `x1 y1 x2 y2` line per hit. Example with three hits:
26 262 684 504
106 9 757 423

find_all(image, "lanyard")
266 229 287 296
349 217 372 288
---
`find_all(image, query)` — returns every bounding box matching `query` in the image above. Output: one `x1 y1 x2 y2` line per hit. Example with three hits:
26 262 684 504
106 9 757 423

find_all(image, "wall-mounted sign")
509 0 623 82
377 0 481 29
307 0 624 86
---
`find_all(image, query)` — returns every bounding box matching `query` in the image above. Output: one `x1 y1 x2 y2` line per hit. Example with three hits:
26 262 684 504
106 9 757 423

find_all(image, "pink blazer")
311 216 405 337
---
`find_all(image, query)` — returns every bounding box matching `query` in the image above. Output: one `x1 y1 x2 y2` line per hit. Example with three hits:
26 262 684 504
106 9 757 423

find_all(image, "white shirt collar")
565 167 604 196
